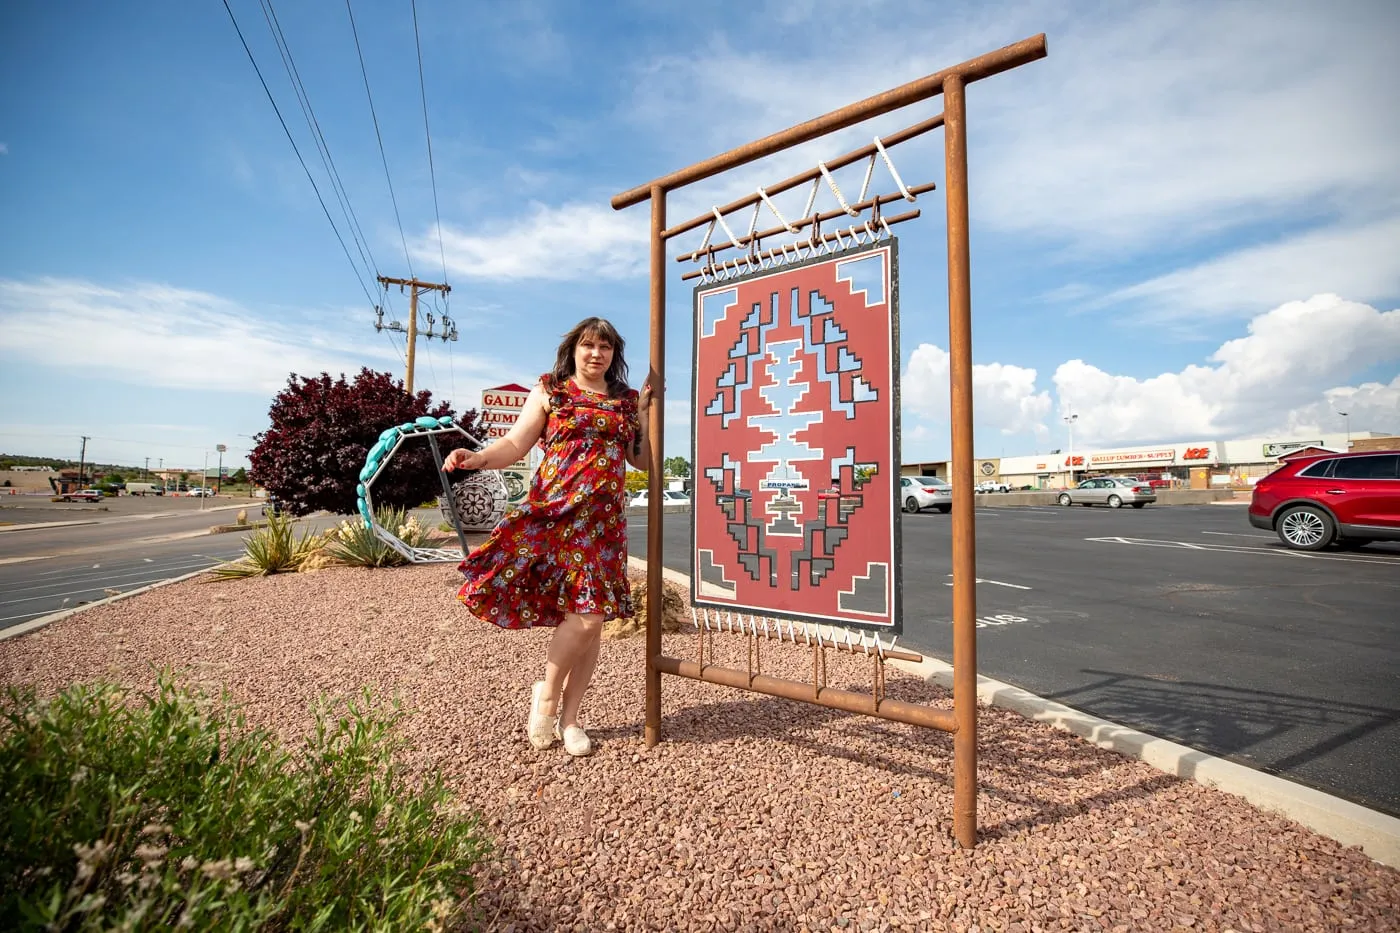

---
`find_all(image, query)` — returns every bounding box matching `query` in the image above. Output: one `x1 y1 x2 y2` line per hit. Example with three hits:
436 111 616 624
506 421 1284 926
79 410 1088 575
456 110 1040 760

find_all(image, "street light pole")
1337 411 1350 449
1063 411 1079 487
215 444 226 495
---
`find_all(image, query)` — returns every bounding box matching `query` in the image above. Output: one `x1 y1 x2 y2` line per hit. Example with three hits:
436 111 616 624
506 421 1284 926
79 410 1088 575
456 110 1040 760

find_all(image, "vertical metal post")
645 184 666 746
426 434 472 558
944 74 979 849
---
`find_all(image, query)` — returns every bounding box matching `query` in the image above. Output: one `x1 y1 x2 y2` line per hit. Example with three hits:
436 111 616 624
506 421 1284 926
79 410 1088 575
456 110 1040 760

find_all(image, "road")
627 504 1400 817
0 501 440 631
0 504 266 630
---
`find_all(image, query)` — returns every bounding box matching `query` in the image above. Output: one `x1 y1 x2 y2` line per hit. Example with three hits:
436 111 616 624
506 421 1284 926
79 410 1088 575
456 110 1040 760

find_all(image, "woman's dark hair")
551 317 630 397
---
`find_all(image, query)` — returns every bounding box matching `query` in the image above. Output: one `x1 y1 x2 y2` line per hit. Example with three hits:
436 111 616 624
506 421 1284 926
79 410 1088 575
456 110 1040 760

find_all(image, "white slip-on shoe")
557 723 593 757
528 682 558 750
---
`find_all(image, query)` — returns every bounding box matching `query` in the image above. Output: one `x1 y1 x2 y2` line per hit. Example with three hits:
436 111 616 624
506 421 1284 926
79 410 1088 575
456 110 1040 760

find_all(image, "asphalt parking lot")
631 503 1400 817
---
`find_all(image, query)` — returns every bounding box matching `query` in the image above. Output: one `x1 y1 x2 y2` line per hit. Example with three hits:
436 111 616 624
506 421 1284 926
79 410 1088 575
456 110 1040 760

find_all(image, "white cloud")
0 277 429 394
1101 216 1400 320
1284 375 1400 438
897 295 1399 453
903 343 1053 437
422 202 648 281
974 3 1400 251
1054 295 1400 443
622 3 1399 310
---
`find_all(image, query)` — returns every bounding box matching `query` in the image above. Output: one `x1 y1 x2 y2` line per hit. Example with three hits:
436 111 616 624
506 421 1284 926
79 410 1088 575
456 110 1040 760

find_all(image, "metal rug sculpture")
692 238 901 633
356 416 502 563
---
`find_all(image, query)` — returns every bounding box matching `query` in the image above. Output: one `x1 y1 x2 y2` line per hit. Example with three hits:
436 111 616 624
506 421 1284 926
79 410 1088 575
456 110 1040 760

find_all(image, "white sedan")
1056 477 1156 509
900 475 952 513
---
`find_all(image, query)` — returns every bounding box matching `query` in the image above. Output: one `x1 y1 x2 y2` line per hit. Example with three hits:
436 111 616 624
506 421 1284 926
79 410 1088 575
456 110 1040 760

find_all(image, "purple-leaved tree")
249 369 477 517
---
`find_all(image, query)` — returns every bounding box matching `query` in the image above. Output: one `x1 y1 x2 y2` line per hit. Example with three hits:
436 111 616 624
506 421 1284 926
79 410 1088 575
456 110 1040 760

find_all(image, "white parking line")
0 558 225 598
944 575 1032 590
1087 536 1400 565
1202 531 1275 539
0 569 219 612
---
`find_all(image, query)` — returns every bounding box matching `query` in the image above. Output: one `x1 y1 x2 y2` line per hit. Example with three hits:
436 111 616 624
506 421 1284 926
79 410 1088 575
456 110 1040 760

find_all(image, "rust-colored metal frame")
611 34 1047 848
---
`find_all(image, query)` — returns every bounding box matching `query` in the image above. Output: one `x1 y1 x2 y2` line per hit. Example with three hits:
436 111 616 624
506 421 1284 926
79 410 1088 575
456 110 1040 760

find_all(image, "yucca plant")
210 511 322 579
324 506 432 568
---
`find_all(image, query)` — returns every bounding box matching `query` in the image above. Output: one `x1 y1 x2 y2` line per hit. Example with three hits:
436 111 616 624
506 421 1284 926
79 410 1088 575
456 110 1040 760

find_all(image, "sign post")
479 383 535 505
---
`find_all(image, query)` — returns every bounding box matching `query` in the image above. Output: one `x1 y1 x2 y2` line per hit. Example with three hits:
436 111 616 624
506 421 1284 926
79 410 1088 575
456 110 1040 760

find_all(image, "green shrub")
324 507 432 569
0 673 488 932
211 512 322 579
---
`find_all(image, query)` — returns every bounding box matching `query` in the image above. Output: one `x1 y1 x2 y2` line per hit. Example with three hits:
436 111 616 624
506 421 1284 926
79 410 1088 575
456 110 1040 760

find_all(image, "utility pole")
77 435 90 488
375 276 455 396
144 457 149 480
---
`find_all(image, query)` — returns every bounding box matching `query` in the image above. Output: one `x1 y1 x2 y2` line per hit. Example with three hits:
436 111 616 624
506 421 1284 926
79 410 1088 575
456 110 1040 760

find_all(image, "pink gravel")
2 563 1397 932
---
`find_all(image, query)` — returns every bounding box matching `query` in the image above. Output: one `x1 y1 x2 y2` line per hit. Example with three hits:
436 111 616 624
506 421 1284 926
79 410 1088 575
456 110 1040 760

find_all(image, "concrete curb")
629 558 1400 869
0 566 216 642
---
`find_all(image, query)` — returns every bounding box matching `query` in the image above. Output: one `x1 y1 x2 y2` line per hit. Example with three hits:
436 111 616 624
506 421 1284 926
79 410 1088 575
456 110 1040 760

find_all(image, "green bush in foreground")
211 511 322 579
0 674 488 931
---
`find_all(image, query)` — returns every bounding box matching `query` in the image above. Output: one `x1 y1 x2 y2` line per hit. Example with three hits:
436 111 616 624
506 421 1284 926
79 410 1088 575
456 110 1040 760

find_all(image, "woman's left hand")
638 375 658 415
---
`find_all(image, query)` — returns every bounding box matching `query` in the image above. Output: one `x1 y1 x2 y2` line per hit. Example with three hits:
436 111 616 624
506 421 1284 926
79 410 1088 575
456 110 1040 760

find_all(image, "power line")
220 0 378 311
410 0 449 287
260 0 412 376
345 0 415 278
259 0 380 286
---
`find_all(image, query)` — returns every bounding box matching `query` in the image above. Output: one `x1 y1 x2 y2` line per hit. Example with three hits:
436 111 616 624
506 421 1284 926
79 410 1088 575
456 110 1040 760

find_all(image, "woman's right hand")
444 447 487 472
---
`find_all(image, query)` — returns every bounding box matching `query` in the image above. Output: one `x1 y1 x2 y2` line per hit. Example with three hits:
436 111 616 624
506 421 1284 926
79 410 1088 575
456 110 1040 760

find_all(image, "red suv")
1249 450 1400 550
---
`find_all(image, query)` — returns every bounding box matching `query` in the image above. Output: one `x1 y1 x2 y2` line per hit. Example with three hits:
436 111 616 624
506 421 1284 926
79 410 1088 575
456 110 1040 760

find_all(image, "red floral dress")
457 374 638 628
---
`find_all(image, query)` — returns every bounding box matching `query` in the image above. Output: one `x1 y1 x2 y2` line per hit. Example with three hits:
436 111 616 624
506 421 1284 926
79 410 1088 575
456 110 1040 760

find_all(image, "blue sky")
2 0 1397 474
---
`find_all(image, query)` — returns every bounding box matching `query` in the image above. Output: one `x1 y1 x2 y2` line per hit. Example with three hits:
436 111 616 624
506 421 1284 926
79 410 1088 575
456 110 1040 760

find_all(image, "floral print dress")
457 374 637 628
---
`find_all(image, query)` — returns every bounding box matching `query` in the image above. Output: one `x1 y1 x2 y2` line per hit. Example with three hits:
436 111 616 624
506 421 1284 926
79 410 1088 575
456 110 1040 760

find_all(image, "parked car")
630 489 691 508
1248 450 1400 551
662 490 691 505
975 480 1011 493
188 487 213 497
1056 477 1156 509
900 475 952 513
60 489 104 502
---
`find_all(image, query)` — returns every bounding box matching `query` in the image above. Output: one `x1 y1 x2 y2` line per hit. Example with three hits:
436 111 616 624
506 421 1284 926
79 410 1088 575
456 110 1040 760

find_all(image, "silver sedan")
1056 477 1156 509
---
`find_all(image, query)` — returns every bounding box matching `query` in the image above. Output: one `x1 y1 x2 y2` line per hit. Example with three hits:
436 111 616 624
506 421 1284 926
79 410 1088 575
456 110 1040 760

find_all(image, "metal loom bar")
661 116 945 241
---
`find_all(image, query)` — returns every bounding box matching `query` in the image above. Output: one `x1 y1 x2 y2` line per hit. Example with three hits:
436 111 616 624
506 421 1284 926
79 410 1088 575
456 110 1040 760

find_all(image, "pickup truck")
975 480 1011 493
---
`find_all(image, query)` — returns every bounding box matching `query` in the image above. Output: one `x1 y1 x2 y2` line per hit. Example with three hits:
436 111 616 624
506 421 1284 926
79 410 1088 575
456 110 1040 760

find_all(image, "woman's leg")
557 621 602 730
539 611 603 719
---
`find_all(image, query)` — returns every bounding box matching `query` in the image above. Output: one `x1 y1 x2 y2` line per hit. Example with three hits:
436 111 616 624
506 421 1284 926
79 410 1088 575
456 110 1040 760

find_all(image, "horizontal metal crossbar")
663 116 944 242
613 34 1046 210
657 655 955 732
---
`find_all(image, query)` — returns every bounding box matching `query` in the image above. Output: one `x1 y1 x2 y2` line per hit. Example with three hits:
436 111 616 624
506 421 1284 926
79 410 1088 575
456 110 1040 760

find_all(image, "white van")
126 483 163 496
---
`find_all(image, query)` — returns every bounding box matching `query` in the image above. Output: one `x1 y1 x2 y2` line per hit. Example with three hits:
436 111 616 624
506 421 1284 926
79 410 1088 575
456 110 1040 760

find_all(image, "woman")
443 317 653 756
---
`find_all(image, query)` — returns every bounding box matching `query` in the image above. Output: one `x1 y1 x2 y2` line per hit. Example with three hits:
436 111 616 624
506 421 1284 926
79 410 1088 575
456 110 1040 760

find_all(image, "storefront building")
908 432 1392 490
